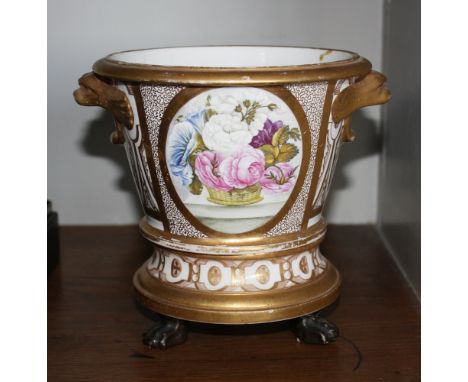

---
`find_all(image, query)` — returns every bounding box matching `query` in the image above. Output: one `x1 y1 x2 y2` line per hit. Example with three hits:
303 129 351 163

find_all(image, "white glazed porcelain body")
118 74 348 298
74 46 390 323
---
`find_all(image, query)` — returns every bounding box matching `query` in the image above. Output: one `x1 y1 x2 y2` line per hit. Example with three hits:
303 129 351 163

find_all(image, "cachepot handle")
332 70 391 142
73 72 134 144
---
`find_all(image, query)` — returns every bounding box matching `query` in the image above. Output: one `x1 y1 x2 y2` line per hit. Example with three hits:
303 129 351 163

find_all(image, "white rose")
248 110 268 136
202 114 253 154
209 94 239 115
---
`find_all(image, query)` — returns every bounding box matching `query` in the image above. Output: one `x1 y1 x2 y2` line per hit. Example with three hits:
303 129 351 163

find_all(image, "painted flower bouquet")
168 91 301 206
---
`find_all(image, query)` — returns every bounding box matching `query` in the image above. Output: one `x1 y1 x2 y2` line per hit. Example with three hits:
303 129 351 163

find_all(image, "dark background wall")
379 0 421 297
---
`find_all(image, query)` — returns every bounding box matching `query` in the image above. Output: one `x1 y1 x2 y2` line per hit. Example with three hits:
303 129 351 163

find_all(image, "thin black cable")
339 335 363 371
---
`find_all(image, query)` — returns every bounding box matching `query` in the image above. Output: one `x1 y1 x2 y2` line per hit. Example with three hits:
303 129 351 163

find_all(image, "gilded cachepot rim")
92 45 372 86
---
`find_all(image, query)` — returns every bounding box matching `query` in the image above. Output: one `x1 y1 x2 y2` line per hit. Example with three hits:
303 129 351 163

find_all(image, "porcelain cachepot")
74 46 390 326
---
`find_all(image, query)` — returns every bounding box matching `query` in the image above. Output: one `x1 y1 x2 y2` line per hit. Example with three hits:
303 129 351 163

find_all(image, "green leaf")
272 127 289 146
194 133 207 151
267 103 278 111
188 153 197 168
259 144 275 155
188 136 207 168
204 108 217 122
188 175 203 195
245 110 256 125
264 153 276 166
277 143 298 163
289 127 301 141
259 144 277 166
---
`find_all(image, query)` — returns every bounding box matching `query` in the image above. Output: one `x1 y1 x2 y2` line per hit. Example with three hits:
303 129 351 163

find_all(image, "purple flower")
249 119 284 148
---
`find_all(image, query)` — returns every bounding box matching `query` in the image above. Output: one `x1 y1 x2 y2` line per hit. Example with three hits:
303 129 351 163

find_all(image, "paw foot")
294 313 339 345
142 315 187 350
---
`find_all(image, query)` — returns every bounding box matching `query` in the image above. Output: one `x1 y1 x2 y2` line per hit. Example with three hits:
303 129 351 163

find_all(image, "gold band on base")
133 258 341 324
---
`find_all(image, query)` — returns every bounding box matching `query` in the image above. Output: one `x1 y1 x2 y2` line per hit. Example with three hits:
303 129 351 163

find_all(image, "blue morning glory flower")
168 121 198 186
185 110 205 133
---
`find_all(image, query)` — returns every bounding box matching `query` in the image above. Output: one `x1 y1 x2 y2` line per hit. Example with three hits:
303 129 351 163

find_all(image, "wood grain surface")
48 225 420 381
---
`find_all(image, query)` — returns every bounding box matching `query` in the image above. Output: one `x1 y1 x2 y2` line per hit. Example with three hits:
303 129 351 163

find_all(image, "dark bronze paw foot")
142 315 188 350
294 313 339 345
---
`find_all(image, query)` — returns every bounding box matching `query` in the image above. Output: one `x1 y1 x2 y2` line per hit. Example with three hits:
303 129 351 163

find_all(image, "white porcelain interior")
109 46 355 68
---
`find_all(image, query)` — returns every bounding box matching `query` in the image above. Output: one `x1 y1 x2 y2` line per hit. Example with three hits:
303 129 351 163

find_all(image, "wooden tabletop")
48 225 420 381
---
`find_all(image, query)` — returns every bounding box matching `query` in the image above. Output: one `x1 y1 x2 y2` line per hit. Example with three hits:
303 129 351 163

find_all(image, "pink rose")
219 146 265 189
260 163 297 193
194 151 232 191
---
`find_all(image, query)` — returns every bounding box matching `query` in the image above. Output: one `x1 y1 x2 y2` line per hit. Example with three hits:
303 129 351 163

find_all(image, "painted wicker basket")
207 184 263 206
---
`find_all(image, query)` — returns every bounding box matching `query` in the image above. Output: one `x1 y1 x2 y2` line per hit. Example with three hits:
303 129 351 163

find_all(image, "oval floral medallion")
165 87 303 233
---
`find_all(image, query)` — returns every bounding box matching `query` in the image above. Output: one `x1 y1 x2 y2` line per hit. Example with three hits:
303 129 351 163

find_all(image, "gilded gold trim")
332 70 391 123
156 86 311 238
309 207 323 218
123 92 162 221
134 259 341 324
342 116 355 142
139 215 327 252
93 46 371 86
146 246 328 292
303 80 337 225
132 84 171 230
256 87 312 233
146 239 324 261
73 73 134 144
